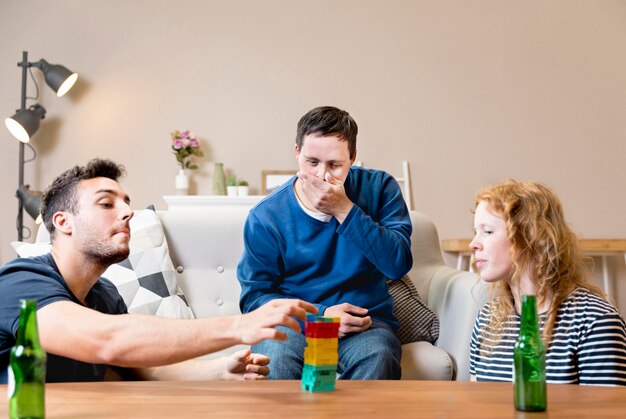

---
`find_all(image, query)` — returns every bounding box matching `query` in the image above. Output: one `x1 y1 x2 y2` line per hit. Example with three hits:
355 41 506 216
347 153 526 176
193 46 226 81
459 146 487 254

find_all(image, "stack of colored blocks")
301 315 340 392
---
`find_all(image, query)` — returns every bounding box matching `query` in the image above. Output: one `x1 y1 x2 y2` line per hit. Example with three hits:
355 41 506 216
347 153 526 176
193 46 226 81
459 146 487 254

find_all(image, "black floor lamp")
4 51 78 241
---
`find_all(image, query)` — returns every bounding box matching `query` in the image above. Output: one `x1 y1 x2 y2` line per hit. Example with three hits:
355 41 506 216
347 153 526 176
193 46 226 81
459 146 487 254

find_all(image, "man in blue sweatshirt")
238 106 412 379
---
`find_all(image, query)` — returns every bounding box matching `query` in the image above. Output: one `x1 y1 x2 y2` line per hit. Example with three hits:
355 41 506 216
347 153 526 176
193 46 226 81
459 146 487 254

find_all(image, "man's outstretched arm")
37 298 317 368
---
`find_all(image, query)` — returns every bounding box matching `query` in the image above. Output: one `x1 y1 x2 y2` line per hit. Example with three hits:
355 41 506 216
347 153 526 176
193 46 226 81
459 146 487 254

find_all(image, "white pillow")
11 206 194 319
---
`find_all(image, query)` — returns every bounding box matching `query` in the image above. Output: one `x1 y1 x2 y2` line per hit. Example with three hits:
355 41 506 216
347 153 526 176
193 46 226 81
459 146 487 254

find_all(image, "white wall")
1 0 625 309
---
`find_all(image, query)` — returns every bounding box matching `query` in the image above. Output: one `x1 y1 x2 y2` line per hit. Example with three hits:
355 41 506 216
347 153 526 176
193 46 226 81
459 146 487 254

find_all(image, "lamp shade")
17 184 42 221
38 59 78 97
4 104 46 143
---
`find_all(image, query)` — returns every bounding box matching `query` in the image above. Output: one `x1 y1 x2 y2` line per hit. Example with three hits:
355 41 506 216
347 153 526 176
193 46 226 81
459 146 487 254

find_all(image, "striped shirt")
469 288 626 386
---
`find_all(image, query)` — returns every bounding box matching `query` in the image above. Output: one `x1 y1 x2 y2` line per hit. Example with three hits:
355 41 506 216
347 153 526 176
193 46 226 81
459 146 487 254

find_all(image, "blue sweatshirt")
237 166 412 330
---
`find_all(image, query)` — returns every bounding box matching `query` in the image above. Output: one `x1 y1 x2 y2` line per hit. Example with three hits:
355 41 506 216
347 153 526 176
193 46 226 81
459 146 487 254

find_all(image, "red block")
305 322 339 338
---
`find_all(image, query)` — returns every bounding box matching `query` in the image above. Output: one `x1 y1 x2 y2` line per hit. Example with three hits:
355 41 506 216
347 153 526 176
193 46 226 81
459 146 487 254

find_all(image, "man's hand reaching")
222 349 270 380
233 299 318 345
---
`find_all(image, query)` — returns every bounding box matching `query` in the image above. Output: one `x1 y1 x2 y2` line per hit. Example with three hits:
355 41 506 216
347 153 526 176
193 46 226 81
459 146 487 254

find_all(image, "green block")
302 380 336 392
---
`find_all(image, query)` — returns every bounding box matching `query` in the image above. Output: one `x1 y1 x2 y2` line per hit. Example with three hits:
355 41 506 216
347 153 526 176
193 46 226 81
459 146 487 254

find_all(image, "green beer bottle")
8 299 46 419
513 295 547 412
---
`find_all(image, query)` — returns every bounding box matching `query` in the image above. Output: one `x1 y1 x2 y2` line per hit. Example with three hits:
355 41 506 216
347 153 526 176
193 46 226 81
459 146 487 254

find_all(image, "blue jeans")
251 320 401 380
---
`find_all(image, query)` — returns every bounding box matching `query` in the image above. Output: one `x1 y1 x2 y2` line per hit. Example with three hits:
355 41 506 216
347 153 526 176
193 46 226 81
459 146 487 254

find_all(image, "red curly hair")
472 179 603 346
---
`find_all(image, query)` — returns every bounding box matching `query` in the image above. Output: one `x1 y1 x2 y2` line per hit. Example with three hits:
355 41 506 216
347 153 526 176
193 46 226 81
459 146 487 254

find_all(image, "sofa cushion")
388 275 439 345
11 206 194 319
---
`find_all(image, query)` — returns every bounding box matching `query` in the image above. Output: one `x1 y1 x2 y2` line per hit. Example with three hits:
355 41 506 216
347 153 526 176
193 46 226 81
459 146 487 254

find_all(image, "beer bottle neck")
16 299 42 348
519 295 541 338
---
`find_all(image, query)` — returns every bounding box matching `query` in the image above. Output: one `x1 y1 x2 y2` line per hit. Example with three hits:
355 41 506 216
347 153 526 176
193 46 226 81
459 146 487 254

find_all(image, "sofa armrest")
401 341 453 380
404 211 490 381
427 267 488 380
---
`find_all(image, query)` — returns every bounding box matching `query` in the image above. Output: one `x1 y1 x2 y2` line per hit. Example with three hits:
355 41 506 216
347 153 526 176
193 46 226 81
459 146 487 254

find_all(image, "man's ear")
52 212 73 235
294 143 301 159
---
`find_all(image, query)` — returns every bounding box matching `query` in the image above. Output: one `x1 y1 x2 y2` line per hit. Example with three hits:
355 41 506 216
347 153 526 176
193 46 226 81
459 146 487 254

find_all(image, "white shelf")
162 195 264 211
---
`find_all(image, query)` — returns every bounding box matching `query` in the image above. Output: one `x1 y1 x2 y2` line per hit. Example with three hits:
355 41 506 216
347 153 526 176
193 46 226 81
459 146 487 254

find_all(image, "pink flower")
171 129 204 170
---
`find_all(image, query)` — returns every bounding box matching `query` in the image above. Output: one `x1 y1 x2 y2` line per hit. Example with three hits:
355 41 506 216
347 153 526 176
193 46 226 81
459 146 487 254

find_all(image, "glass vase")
212 163 226 195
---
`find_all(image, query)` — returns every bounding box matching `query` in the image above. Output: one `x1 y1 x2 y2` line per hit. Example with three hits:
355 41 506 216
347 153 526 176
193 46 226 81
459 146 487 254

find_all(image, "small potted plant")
226 175 238 197
237 180 249 196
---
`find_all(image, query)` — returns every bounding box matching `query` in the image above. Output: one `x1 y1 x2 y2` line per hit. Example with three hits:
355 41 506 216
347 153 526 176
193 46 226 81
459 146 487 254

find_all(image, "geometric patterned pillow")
11 205 194 319
388 275 439 345
102 205 194 319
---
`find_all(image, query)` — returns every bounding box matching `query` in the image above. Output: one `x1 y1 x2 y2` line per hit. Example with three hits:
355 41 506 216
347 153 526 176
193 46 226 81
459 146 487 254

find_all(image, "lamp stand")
17 144 26 241
16 51 29 241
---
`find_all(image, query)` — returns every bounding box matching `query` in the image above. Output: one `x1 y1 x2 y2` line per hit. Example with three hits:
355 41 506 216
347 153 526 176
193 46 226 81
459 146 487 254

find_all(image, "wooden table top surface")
2 380 625 418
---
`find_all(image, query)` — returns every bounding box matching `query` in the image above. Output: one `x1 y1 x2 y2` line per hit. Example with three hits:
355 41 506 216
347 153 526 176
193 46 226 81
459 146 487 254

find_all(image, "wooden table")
442 239 626 297
2 380 625 418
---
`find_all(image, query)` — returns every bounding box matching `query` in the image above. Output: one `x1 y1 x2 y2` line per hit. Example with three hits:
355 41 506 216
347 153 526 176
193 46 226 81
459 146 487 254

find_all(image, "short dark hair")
40 158 126 237
295 106 358 159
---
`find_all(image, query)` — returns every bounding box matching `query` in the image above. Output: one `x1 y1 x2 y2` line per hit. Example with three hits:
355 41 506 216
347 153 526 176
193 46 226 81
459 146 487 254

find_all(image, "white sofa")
158 208 490 381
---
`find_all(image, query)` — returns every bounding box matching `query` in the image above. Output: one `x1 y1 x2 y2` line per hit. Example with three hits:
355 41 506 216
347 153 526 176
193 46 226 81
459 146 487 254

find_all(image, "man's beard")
76 224 131 268
84 245 130 267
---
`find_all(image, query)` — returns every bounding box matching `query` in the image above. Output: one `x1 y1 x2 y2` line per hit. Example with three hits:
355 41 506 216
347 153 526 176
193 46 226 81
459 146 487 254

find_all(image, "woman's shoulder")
476 299 509 325
558 288 622 320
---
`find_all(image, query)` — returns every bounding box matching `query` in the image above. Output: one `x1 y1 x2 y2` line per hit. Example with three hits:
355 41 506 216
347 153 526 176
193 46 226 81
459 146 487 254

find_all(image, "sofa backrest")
406 211 449 303
158 208 249 319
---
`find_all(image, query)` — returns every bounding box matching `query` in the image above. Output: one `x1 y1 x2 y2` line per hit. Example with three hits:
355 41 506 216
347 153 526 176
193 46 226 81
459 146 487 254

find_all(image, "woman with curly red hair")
468 179 626 386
